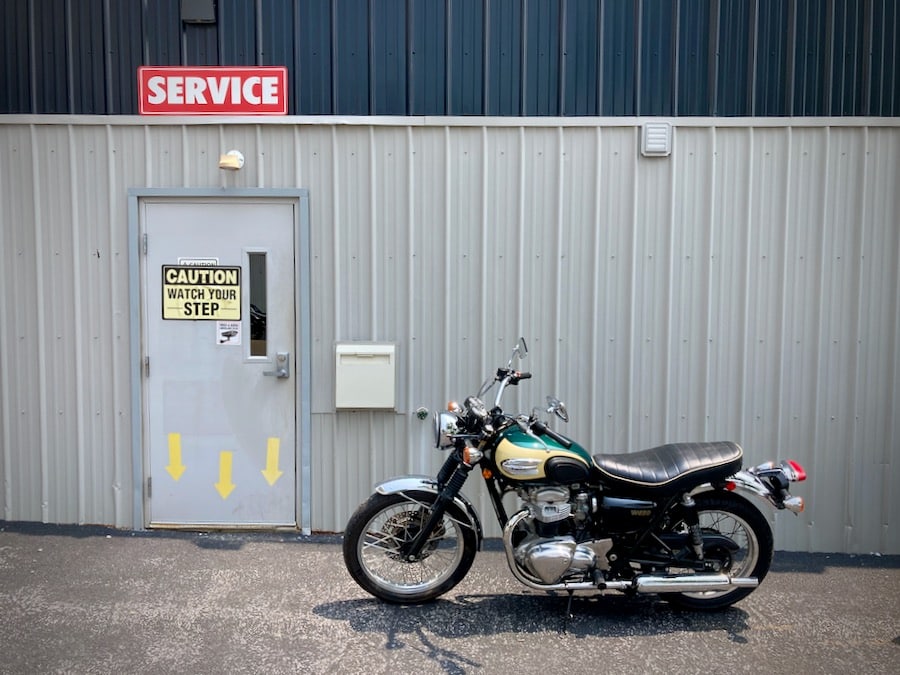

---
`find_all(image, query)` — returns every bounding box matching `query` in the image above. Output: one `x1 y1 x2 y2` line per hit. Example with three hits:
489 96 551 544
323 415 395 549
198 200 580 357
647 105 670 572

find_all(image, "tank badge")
501 458 542 476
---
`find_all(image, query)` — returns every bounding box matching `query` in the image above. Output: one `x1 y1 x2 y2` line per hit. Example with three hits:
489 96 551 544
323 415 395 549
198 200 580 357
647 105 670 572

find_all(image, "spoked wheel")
661 492 774 610
342 491 477 604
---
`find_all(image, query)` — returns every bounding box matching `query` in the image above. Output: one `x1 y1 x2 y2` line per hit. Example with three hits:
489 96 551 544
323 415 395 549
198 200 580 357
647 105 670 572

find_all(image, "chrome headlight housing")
434 411 461 448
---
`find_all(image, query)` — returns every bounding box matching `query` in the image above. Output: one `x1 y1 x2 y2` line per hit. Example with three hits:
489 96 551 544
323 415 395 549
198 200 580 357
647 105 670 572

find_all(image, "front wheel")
342 490 478 604
661 492 774 610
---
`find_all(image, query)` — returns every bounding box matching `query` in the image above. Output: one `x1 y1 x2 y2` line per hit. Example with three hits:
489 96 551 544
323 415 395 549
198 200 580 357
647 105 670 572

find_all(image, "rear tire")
342 491 478 604
661 492 773 610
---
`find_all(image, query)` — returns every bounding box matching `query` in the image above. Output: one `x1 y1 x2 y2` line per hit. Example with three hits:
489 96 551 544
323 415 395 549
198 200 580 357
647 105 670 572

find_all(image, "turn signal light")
462 447 483 466
447 401 461 412
784 496 805 514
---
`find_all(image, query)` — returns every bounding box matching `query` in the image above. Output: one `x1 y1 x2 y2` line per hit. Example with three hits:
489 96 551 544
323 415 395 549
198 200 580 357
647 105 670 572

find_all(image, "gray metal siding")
0 116 898 554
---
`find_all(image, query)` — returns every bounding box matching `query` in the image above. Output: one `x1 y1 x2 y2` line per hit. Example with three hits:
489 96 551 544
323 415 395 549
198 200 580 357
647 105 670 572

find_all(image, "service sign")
162 265 241 320
139 66 288 115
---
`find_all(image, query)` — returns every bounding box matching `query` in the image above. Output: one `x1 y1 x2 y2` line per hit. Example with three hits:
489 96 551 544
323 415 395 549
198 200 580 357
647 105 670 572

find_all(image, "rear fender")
692 469 804 515
375 475 484 549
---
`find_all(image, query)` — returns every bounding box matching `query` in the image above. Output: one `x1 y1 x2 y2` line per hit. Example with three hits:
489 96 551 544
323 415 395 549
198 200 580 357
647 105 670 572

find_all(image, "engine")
511 486 613 585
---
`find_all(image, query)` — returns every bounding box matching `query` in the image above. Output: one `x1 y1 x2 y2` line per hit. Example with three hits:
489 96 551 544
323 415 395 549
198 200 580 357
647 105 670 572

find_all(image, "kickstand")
564 590 576 630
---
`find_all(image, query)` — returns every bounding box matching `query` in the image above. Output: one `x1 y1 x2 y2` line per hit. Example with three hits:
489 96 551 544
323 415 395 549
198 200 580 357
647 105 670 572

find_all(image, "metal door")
140 198 297 527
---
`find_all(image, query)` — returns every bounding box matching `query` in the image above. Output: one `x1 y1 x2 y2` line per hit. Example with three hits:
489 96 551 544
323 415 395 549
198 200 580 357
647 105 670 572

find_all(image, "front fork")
399 452 474 560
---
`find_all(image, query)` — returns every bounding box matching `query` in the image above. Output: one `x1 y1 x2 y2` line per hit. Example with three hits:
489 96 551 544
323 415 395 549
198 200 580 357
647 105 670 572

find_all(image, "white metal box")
334 343 396 409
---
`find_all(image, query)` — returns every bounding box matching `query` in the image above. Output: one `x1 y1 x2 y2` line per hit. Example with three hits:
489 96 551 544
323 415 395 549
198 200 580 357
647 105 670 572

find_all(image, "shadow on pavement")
313 591 751 641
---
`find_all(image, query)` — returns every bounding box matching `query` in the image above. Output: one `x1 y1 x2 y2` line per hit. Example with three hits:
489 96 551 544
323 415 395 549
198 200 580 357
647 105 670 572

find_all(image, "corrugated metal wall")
2 0 898 116
1 116 898 553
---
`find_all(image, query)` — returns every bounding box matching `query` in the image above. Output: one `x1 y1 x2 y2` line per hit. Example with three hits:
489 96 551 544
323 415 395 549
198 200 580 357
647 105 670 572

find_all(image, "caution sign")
162 265 241 320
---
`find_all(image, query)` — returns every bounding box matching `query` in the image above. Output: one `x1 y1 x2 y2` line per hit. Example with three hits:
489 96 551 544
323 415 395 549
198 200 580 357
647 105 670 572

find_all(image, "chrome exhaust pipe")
633 574 758 594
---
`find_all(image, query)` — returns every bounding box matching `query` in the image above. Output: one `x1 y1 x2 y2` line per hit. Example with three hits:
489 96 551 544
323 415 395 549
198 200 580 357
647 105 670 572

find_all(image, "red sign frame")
138 66 288 115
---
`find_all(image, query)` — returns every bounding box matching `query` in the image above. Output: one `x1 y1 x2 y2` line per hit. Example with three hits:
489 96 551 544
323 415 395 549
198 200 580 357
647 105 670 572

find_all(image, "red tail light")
785 460 807 482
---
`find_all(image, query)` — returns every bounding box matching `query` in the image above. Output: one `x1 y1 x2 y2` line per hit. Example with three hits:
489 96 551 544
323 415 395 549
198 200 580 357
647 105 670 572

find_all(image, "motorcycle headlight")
434 411 461 448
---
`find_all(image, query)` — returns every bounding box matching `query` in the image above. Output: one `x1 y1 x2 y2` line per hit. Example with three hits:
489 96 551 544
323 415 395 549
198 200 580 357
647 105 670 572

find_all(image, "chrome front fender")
375 475 484 549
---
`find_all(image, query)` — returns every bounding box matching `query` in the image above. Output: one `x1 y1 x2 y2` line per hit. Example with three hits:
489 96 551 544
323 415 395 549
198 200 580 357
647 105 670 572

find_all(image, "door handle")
263 351 290 379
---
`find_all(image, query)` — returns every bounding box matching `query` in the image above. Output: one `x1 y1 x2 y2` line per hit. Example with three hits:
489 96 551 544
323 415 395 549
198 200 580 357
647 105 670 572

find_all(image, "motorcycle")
343 338 806 610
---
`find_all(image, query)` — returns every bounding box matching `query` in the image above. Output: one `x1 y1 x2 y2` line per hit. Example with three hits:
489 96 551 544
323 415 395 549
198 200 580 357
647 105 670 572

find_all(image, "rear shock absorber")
681 493 704 560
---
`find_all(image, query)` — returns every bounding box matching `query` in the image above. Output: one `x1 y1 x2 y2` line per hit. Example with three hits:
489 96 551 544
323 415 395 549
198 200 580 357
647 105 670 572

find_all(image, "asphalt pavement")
1 522 898 674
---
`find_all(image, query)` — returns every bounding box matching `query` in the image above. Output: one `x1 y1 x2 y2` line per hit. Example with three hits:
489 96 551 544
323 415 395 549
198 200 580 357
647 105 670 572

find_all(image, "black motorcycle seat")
593 442 743 495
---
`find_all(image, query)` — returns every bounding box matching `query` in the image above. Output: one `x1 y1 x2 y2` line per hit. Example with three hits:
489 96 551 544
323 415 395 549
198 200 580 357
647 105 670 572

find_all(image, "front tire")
342 490 478 604
661 492 774 610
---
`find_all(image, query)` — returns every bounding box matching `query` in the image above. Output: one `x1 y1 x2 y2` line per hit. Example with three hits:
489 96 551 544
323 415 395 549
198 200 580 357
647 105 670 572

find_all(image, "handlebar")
531 420 572 449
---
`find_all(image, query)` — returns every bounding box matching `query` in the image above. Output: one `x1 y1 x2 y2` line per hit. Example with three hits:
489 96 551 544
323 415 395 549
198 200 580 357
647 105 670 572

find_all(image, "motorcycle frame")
476 449 748 576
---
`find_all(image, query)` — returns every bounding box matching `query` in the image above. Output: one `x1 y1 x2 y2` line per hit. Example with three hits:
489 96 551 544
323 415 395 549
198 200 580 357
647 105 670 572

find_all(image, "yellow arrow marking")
165 433 186 481
214 451 236 499
261 437 283 486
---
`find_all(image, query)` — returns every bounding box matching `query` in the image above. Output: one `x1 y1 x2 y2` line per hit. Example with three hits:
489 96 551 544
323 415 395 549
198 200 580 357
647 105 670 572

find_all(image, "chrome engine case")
509 486 612 585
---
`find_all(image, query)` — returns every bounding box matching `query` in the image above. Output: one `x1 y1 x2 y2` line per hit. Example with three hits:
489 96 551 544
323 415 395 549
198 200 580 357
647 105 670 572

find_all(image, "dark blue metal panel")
0 0 32 113
487 0 523 115
333 0 369 114
2 0 897 117
184 23 219 66
259 0 296 113
870 0 899 116
830 0 866 116
32 0 69 113
755 0 789 115
219 0 257 65
600 0 637 115
448 0 485 115
562 0 599 116
409 0 446 114
70 0 106 114
297 0 333 114
677 0 713 116
716 0 751 116
261 0 294 67
524 0 560 116
145 0 182 65
371 0 407 115
793 0 828 115
107 0 143 114
639 0 675 115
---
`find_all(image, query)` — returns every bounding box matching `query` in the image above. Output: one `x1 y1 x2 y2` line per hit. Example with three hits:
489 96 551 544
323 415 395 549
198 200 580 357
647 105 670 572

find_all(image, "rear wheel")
661 492 773 610
342 491 478 604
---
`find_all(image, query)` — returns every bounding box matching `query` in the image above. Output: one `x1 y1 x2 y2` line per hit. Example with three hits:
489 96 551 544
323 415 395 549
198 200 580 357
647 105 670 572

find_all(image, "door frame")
127 188 312 532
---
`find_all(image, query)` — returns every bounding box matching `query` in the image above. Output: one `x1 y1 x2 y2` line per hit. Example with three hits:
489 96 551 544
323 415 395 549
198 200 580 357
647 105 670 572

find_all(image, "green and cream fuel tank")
494 427 593 483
